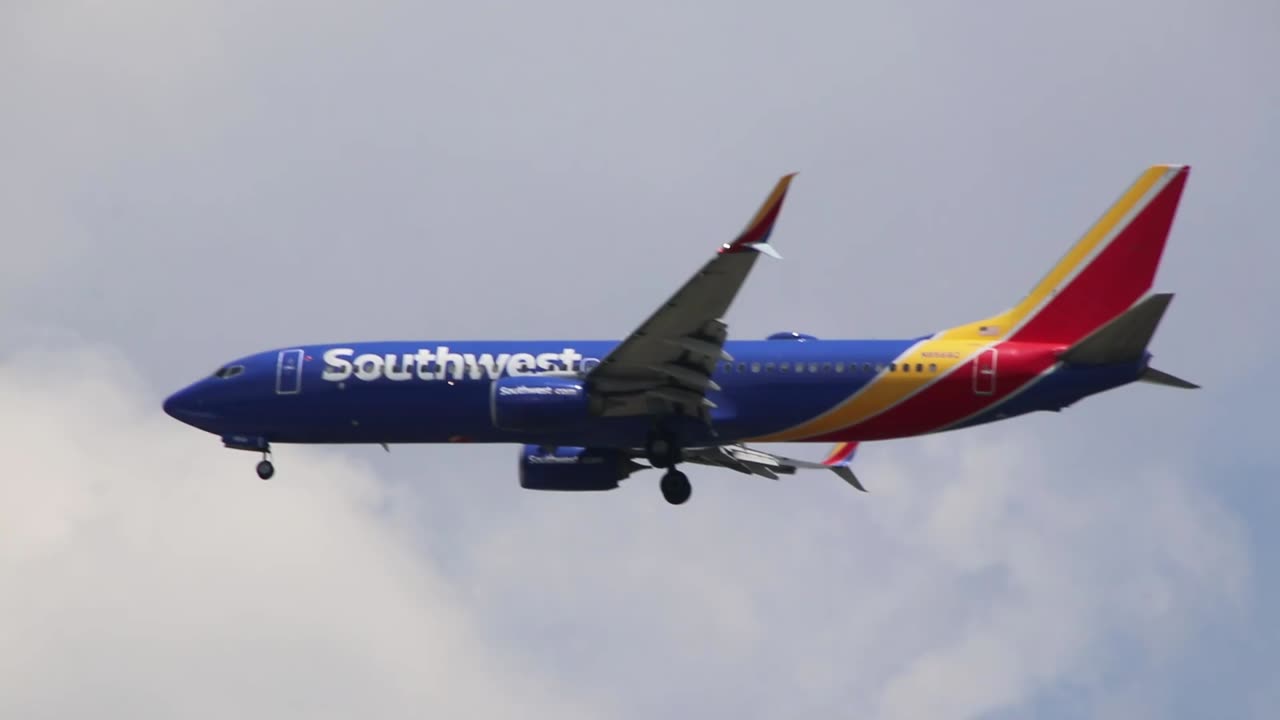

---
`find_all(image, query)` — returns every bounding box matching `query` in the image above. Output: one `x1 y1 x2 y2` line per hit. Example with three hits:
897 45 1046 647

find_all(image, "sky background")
2 1 1277 717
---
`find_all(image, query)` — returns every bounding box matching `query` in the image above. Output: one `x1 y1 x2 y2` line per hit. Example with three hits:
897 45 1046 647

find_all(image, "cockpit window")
213 365 245 379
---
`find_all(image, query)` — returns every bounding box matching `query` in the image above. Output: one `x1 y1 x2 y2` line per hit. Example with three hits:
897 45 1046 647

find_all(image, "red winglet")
822 441 859 466
720 173 797 254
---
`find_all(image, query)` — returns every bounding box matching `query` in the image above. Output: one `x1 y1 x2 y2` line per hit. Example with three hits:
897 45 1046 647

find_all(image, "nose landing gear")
220 435 275 480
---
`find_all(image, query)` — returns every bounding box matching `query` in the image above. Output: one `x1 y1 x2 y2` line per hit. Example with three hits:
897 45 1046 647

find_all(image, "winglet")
822 441 859 466
822 441 866 491
832 465 867 492
720 173 797 256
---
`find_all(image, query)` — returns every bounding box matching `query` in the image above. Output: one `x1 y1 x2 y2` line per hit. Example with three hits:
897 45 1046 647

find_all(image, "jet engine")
518 445 645 491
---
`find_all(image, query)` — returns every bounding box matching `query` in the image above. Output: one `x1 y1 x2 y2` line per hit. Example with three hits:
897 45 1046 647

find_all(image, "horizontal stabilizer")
1140 366 1200 389
1061 293 1174 365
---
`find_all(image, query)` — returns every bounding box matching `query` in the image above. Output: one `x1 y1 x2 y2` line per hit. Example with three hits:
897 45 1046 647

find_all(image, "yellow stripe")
751 165 1179 442
741 173 797 235
750 339 974 441
939 165 1176 342
823 441 856 464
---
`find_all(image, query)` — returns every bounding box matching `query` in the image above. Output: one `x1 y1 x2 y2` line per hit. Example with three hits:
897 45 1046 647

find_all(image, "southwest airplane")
164 164 1197 505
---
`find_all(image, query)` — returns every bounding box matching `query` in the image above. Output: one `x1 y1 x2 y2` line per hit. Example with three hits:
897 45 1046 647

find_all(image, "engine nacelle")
767 331 818 341
518 445 641 491
490 375 598 432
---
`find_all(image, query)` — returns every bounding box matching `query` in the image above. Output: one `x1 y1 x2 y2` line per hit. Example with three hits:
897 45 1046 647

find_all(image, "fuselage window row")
715 359 943 376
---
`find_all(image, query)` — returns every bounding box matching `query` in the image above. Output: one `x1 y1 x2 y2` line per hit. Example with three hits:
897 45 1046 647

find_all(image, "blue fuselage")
162 338 1143 450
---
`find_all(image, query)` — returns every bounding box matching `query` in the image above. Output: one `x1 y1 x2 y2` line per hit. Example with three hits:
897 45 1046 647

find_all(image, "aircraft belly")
262 382 490 444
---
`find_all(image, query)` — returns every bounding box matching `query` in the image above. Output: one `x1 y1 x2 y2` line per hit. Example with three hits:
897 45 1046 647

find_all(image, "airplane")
163 164 1197 505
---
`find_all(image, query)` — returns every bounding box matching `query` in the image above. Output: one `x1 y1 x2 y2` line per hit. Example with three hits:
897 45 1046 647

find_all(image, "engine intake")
518 445 644 491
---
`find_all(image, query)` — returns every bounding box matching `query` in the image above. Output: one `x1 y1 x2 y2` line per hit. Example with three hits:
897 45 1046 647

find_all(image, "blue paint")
163 338 1141 449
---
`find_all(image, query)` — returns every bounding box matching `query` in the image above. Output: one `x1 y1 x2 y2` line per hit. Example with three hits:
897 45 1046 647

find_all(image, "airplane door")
276 349 304 395
973 348 997 396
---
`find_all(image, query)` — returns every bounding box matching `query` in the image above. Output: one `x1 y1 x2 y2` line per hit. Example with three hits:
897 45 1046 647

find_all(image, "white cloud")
438 423 1247 718
866 438 1249 718
2 0 1273 716
0 345 604 719
1 340 1247 718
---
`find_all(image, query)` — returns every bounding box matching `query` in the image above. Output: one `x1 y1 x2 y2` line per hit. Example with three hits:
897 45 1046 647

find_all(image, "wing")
587 174 796 421
681 441 866 491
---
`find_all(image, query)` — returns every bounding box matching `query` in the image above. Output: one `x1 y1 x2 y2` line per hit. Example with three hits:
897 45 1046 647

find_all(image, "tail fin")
942 165 1190 345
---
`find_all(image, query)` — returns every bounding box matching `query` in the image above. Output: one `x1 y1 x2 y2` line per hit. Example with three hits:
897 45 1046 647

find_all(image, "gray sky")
2 1 1277 717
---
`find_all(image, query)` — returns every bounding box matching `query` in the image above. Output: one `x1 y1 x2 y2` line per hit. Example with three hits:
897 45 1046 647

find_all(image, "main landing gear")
660 469 692 505
256 450 275 480
648 432 691 505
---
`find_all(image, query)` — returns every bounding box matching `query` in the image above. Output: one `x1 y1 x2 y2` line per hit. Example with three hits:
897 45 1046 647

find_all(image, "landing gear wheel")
256 459 275 480
660 469 692 505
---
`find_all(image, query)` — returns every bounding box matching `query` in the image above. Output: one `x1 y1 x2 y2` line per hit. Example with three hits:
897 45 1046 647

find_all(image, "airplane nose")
163 379 226 432
163 388 190 420
163 384 209 422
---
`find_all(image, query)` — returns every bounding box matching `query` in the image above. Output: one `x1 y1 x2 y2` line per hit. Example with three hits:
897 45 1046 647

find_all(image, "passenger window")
875 363 884 372
737 363 746 373
808 362 819 373
751 362 761 373
863 362 872 373
822 362 832 373
794 363 804 373
889 363 896 372
902 363 910 373
765 362 776 373
835 362 845 373
780 361 791 372
929 363 937 373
